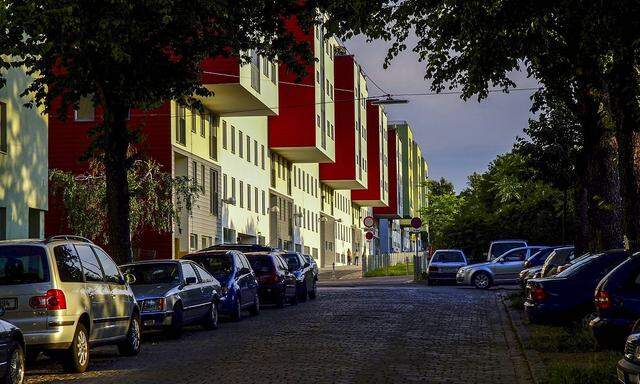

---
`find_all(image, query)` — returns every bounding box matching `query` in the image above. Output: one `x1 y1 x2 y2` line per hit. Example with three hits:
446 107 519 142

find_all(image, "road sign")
411 217 422 229
365 231 374 241
363 216 375 228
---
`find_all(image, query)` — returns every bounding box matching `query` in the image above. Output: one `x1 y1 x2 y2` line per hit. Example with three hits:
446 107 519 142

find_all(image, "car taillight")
531 286 546 302
595 290 611 310
428 266 438 272
30 289 67 310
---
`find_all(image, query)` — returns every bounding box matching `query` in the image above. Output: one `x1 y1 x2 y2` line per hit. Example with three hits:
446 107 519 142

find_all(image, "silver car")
427 249 468 285
457 246 545 289
0 236 141 373
119 260 222 337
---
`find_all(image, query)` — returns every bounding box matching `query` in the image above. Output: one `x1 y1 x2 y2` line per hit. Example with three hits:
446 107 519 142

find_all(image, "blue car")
185 250 259 321
281 253 317 301
590 252 640 349
525 249 629 325
523 247 556 269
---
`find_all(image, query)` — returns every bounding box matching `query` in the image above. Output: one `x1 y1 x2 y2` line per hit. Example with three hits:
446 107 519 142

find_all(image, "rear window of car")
556 254 598 277
0 245 50 285
432 252 464 263
188 253 234 277
121 263 181 285
282 253 301 268
246 255 274 274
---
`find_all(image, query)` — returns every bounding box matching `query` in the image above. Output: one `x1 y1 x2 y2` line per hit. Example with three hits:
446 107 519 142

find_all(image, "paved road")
26 284 531 384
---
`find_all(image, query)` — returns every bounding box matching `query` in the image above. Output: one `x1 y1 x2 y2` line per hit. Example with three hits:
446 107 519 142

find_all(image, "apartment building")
0 66 48 240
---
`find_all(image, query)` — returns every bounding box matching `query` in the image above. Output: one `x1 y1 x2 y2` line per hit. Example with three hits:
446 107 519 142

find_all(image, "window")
200 164 205 191
0 102 7 153
176 105 186 145
191 109 197 133
239 181 244 208
189 234 198 250
209 115 218 160
93 247 122 284
200 112 206 137
262 190 266 215
54 245 83 283
210 169 218 215
192 161 198 186
271 62 277 84
231 177 236 200
255 187 259 213
254 140 258 166
0 207 5 240
239 130 244 158
246 135 251 163
247 183 252 211
182 263 198 282
261 145 265 169
222 121 228 150
223 173 228 199
74 96 95 121
0 245 50 284
231 125 236 154
76 245 104 282
28 208 41 239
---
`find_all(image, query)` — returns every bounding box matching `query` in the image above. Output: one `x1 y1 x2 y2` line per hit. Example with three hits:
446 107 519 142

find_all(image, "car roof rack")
46 235 94 244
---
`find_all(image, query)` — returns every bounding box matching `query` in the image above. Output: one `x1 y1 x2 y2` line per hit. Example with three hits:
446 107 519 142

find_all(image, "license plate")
0 298 17 310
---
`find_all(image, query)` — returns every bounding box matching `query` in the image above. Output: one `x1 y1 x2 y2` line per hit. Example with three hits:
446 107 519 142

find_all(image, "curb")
499 294 547 384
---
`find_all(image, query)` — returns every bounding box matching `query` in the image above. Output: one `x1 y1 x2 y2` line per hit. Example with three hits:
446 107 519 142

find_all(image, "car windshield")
246 255 273 274
282 254 301 269
0 245 50 285
432 251 465 263
528 248 551 262
191 254 234 278
555 254 599 277
491 242 524 258
121 263 180 285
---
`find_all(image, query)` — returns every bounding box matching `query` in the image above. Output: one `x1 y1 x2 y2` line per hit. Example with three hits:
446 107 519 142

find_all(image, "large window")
74 96 95 122
176 105 186 145
76 244 104 283
222 120 227 150
246 136 251 163
247 184 252 211
0 102 6 153
239 130 244 158
190 109 197 133
28 208 41 239
239 181 244 208
210 116 218 160
93 247 122 284
210 169 218 215
54 245 83 283
231 125 236 154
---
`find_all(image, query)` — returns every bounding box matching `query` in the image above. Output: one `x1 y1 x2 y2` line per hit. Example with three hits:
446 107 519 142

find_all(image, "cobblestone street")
26 283 532 384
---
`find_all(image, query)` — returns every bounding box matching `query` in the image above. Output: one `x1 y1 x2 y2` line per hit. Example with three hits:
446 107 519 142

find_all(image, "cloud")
344 36 539 192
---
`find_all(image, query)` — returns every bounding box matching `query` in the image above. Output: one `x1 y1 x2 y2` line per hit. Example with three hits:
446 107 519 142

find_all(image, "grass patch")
528 324 598 353
364 263 413 277
506 291 525 310
542 351 620 384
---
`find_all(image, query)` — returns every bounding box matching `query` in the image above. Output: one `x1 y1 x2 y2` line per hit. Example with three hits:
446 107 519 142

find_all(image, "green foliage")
49 158 200 245
528 325 597 354
420 179 464 248
542 352 620 384
364 263 413 277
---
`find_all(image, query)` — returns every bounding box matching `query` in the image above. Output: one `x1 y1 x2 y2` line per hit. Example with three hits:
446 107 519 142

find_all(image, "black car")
0 308 25 384
525 249 629 325
245 252 298 307
618 330 640 384
281 253 316 301
590 252 640 349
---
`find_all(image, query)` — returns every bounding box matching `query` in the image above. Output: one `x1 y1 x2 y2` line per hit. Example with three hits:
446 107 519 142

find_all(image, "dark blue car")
185 250 259 321
590 252 640 349
0 308 25 384
525 249 629 325
523 247 555 269
281 253 316 301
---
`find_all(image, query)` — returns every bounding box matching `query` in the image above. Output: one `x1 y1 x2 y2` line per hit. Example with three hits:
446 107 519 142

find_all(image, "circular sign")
365 231 374 241
411 217 422 229
363 216 375 228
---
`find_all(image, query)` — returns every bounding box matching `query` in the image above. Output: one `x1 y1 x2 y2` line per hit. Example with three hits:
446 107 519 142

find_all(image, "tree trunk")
606 49 640 252
102 103 133 264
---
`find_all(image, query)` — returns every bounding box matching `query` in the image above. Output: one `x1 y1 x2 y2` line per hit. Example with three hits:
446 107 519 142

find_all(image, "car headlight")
141 298 165 312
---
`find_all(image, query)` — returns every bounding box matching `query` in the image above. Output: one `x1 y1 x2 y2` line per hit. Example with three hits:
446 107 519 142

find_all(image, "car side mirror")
124 273 136 285
185 276 197 285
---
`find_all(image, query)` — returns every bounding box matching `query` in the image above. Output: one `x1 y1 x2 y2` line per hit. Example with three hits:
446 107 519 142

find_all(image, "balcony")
268 19 335 163
199 52 278 117
319 55 368 189
352 102 389 207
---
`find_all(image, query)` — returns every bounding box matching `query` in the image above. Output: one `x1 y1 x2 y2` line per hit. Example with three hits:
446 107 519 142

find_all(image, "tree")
49 157 200 248
5 0 319 263
420 178 462 249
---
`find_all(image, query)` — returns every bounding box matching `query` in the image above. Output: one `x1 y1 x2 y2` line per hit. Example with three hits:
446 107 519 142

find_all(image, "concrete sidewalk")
318 265 362 281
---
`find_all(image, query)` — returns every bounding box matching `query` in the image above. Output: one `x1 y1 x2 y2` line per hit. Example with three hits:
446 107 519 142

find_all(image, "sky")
344 36 540 192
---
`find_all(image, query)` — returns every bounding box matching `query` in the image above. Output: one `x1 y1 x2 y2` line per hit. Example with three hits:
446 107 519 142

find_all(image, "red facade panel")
352 102 385 205
201 56 241 85
46 101 173 258
373 129 400 218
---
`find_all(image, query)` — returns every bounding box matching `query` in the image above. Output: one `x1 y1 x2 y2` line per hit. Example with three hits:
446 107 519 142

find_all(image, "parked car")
0 236 141 373
244 252 297 307
590 252 640 349
426 249 468 285
184 250 259 321
303 254 319 279
518 247 560 288
119 260 221 337
539 246 577 277
0 307 25 384
519 266 543 289
524 249 629 325
457 246 544 289
618 330 640 383
487 240 528 261
281 253 316 301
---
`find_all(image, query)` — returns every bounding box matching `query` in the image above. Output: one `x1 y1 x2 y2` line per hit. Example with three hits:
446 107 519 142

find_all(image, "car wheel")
289 289 298 306
308 280 317 300
203 301 219 330
118 315 141 356
472 272 491 289
4 343 24 384
276 289 286 308
62 323 89 373
299 283 308 303
230 296 242 322
167 303 184 339
249 294 260 316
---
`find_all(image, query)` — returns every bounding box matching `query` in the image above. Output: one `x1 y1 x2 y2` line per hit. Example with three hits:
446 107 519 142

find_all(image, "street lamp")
369 95 409 105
